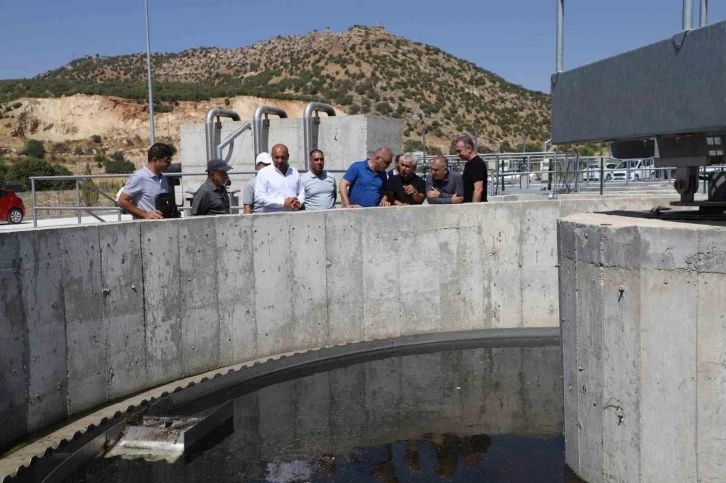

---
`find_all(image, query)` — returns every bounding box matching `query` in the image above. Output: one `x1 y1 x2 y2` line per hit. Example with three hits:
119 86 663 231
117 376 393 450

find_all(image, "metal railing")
28 169 350 227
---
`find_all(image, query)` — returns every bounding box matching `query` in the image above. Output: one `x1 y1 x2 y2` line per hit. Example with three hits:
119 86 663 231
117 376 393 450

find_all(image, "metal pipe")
303 102 336 170
683 0 694 29
144 0 155 144
700 0 707 26
556 0 564 72
253 106 288 158
217 122 252 161
205 108 241 161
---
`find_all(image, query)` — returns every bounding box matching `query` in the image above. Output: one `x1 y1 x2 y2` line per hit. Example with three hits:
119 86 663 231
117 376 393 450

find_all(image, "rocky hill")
1 25 550 153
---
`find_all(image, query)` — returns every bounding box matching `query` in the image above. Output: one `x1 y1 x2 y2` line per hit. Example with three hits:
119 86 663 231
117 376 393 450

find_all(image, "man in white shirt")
254 143 304 213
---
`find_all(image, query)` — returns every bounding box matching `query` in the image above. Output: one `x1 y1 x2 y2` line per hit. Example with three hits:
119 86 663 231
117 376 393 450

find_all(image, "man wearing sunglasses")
339 146 393 208
118 143 176 219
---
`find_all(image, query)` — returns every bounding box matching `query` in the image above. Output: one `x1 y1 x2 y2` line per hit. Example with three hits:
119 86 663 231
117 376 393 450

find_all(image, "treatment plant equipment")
551 0 726 215
552 2 726 483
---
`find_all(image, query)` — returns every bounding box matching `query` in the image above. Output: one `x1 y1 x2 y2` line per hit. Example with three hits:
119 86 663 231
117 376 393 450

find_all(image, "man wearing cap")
191 158 232 216
254 143 304 213
243 152 272 214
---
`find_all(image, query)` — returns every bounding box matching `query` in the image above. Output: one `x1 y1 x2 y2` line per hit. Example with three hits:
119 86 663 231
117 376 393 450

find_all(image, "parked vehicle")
584 162 617 181
0 188 25 224
612 159 654 181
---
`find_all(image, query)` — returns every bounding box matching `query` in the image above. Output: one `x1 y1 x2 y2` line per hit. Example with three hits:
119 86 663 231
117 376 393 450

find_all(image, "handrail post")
32 178 38 227
599 157 604 195
75 180 81 224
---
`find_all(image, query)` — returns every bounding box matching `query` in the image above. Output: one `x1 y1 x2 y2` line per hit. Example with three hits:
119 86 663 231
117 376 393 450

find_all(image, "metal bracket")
550 72 560 90
672 30 689 52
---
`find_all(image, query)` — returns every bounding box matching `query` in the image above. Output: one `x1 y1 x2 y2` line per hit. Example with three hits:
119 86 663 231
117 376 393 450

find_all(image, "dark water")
66 345 569 482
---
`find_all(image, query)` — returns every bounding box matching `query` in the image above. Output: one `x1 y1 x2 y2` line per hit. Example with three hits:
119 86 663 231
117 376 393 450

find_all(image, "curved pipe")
303 102 336 170
253 106 288 159
205 108 241 161
217 122 252 163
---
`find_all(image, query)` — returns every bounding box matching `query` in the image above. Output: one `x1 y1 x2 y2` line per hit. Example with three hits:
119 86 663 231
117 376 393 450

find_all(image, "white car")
612 159 654 181
584 162 617 182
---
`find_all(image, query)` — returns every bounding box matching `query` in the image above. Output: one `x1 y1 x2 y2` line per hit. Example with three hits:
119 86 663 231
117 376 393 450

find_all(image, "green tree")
499 141 513 152
6 158 74 191
103 158 135 174
91 134 102 144
0 160 7 187
23 139 46 159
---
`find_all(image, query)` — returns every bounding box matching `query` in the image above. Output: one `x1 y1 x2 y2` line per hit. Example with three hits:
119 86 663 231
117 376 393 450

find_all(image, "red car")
0 188 25 224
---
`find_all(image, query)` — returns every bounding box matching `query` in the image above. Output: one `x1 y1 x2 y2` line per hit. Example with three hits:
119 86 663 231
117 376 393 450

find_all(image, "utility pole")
144 0 155 145
422 128 427 165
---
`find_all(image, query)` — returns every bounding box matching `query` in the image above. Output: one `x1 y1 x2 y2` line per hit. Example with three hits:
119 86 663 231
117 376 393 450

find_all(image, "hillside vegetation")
0 25 550 152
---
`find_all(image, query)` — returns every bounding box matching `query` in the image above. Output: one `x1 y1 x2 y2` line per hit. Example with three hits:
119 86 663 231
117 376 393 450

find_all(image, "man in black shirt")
387 153 426 205
455 135 488 202
191 159 232 216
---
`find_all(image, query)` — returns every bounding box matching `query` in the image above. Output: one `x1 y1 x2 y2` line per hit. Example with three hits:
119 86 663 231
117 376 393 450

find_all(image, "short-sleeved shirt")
343 160 388 207
121 166 169 213
191 179 230 216
387 174 426 205
462 156 488 203
242 176 256 211
301 171 336 211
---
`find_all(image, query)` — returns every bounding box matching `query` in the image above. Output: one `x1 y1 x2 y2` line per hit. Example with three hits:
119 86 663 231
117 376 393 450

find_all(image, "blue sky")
1 0 723 93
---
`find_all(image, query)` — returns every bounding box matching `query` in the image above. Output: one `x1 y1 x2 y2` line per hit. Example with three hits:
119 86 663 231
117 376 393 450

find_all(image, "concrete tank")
558 213 726 483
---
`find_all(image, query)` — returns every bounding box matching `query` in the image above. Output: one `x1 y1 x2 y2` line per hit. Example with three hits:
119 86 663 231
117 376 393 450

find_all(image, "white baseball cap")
256 152 272 165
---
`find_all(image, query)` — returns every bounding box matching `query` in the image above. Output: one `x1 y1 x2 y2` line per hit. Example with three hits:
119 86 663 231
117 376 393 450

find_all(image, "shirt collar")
143 166 160 180
206 179 224 192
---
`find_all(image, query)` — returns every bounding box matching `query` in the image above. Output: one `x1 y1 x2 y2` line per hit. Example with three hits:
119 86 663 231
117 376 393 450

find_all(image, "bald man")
425 155 464 204
253 143 304 213
339 146 393 208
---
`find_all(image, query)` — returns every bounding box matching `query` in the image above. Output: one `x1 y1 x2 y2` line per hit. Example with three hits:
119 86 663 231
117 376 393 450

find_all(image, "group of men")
117 135 487 219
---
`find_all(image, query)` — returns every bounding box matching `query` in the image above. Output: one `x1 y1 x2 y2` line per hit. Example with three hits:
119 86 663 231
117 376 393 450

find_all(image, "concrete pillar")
558 213 726 483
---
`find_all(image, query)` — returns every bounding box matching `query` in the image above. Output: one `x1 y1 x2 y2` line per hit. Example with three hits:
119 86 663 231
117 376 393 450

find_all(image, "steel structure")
551 2 726 210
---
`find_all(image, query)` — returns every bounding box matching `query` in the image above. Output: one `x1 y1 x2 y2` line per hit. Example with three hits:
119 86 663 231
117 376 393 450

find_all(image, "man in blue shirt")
339 147 393 208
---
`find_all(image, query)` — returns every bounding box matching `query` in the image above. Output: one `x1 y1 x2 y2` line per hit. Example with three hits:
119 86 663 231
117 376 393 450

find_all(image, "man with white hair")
242 151 272 214
387 153 425 205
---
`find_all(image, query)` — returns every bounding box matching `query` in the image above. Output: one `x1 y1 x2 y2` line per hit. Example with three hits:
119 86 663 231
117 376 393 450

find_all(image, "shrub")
51 142 68 155
5 158 74 191
0 160 7 187
91 134 102 144
110 151 125 162
23 139 46 159
80 163 99 206
103 158 135 174
12 102 22 109
375 102 393 115
73 146 84 156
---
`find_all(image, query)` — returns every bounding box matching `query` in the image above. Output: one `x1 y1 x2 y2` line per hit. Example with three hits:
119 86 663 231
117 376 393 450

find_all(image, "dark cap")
206 159 232 172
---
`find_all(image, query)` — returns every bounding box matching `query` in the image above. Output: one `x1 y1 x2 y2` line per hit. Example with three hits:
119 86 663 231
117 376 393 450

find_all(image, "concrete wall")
0 195 674 452
558 213 726 483
180 115 402 195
